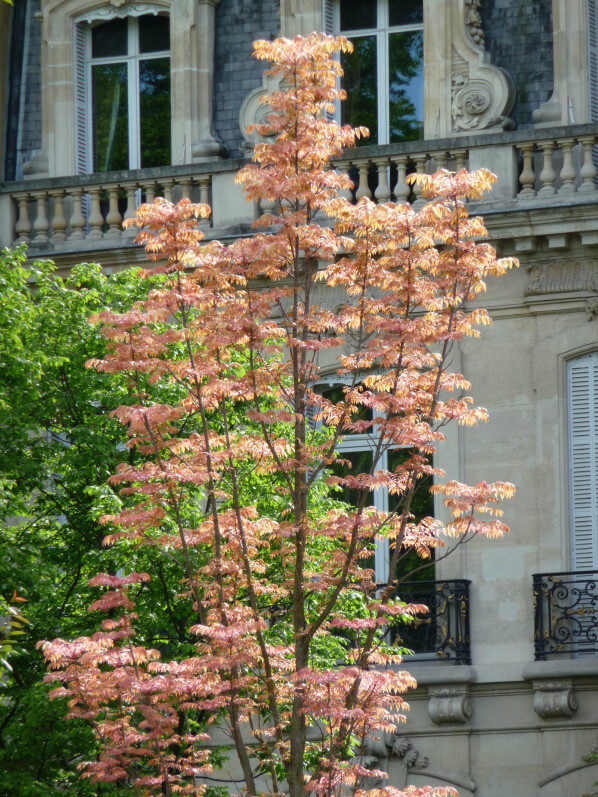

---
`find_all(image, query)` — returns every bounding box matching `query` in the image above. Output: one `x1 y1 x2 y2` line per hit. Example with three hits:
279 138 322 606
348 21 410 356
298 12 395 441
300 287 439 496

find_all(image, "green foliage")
0 247 182 793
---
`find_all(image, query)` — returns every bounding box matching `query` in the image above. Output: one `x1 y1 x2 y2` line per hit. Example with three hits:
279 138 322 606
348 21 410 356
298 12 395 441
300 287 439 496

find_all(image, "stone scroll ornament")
450 0 515 133
239 73 285 152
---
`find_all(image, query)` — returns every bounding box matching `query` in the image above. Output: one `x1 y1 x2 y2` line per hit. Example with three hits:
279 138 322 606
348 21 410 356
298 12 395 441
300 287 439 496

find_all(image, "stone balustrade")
0 164 226 253
3 123 598 254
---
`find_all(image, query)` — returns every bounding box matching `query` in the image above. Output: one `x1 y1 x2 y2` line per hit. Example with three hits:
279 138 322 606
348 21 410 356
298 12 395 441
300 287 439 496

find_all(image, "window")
337 0 424 145
316 381 434 584
76 13 171 173
568 352 598 570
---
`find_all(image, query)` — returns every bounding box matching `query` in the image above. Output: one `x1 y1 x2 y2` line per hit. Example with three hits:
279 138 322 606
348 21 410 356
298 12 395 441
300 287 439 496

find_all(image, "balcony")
2 123 598 257
391 579 471 665
533 570 598 659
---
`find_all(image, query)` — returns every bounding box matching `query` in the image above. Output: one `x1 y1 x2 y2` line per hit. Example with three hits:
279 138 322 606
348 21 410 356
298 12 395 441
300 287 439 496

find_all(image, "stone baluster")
433 151 448 173
69 188 86 240
32 192 50 244
162 179 175 203
14 193 31 244
144 181 156 204
49 190 67 242
373 158 391 203
337 162 354 201
392 156 410 204
86 185 104 240
179 176 193 200
518 144 536 198
355 160 370 201
122 182 138 235
197 177 211 226
453 148 468 171
558 138 576 194
538 141 556 196
105 184 122 237
412 155 427 208
578 136 597 193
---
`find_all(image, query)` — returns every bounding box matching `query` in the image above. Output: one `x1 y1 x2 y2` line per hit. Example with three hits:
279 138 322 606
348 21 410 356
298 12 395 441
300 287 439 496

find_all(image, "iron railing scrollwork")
390 579 471 665
533 570 598 659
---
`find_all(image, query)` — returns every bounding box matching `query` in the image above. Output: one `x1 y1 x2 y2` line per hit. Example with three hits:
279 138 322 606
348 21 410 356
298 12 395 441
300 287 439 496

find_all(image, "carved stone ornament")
364 732 429 771
526 261 598 297
532 680 578 719
76 2 167 24
239 73 284 152
449 1 515 134
428 686 472 724
464 0 484 47
586 297 598 321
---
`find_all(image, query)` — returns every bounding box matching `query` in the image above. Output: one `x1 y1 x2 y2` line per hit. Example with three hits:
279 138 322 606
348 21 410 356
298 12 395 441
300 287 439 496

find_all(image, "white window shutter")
589 0 598 121
74 23 90 175
568 352 598 571
322 0 334 34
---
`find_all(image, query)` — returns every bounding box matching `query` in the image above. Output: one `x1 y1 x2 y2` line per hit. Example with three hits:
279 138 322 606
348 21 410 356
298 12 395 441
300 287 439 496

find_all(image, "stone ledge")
523 659 598 680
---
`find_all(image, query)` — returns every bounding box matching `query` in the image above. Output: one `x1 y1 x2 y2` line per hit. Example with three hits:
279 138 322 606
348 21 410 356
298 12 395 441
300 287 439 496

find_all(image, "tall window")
338 0 424 145
568 352 598 570
316 382 434 584
79 13 171 173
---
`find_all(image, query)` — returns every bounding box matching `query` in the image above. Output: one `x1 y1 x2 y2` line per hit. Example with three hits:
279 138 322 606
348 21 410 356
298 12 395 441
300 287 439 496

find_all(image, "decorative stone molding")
532 680 578 719
526 261 598 296
423 0 514 137
239 73 283 152
39 0 222 176
464 0 484 48
428 686 472 724
586 296 598 320
534 0 589 127
363 732 428 786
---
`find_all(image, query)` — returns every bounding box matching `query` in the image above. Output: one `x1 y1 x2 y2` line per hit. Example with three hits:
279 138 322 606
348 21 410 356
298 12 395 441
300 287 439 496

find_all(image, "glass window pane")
387 449 433 517
139 14 170 53
320 385 373 433
388 0 423 26
341 35 378 145
388 30 423 142
92 63 129 172
140 58 171 168
388 449 435 581
91 18 127 58
331 450 375 508
340 0 376 31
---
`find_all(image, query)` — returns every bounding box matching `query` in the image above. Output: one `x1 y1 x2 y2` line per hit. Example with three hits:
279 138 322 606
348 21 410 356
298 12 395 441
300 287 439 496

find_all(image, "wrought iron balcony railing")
389 579 471 665
533 570 598 659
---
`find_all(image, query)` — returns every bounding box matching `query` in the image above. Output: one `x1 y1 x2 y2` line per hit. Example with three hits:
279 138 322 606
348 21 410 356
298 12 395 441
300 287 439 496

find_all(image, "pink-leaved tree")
40 34 516 797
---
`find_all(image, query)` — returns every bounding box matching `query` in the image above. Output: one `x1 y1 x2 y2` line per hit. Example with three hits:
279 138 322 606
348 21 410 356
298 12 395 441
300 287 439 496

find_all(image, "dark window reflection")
140 58 171 167
340 0 377 31
388 448 435 581
389 30 423 142
341 35 378 144
139 14 170 53
388 0 423 26
92 18 127 58
330 450 374 508
92 63 129 172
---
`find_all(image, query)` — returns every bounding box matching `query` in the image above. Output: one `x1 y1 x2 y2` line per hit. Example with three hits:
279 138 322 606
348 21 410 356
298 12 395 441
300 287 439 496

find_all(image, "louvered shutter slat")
74 24 90 175
322 0 334 35
568 353 598 571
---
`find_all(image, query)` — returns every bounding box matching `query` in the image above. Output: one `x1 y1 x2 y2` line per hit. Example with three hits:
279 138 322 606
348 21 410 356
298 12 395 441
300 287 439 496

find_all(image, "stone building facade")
1 1 598 795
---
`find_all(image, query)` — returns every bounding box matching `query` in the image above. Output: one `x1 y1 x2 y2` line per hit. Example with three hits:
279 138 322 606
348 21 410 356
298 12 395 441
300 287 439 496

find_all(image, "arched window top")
74 2 169 26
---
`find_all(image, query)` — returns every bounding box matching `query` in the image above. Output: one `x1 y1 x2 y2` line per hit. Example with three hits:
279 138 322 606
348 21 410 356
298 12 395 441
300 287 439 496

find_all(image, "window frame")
75 8 173 174
334 0 424 146
313 377 436 584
